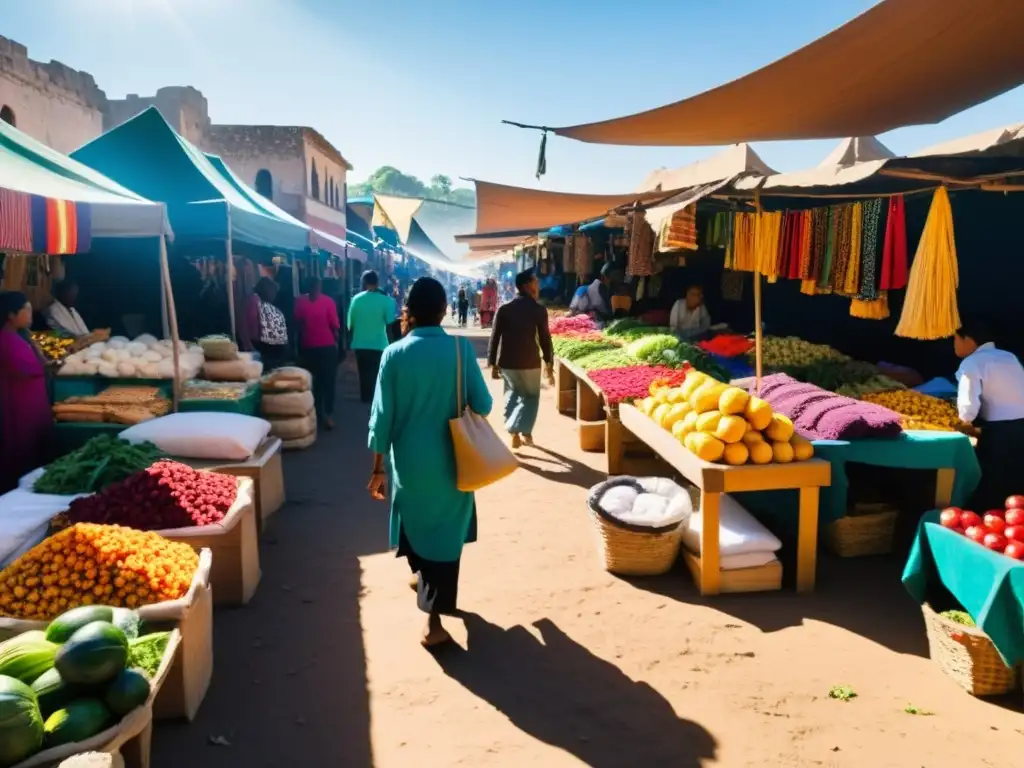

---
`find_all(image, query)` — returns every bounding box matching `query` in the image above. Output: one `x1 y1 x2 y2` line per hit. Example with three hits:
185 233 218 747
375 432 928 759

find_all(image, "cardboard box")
158 478 260 607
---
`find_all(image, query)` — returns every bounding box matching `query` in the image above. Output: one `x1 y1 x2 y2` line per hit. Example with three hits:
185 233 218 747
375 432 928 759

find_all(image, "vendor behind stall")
569 264 613 319
954 319 1024 509
669 284 711 340
44 280 89 337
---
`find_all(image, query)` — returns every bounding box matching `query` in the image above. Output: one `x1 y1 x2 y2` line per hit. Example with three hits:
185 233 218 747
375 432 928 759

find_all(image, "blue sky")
5 0 1022 193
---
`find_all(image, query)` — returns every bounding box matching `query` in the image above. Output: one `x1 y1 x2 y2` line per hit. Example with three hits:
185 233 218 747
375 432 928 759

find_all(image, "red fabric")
295 294 340 349
0 189 32 252
880 195 908 290
46 198 79 255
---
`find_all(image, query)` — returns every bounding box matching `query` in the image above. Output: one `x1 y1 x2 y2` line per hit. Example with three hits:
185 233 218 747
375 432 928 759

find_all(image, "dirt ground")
152 329 1024 768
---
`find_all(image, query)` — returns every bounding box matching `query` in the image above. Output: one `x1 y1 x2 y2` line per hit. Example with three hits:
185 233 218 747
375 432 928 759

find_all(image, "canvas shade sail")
72 107 308 251
0 118 170 241
636 144 776 192
818 136 895 168
465 179 666 236
534 0 1024 146
912 122 1024 158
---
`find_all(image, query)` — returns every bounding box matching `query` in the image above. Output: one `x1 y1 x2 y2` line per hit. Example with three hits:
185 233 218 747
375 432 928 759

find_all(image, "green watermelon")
0 675 44 766
54 622 128 686
43 699 110 747
45 606 114 644
104 668 151 716
31 667 80 719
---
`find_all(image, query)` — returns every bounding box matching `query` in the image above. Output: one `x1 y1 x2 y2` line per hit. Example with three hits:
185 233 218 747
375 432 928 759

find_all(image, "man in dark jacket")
487 269 554 449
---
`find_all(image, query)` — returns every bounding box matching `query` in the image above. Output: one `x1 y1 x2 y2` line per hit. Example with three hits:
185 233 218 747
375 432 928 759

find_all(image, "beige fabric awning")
533 0 1024 146
636 144 776 192
465 179 666 236
372 194 424 241
818 136 895 168
912 121 1024 157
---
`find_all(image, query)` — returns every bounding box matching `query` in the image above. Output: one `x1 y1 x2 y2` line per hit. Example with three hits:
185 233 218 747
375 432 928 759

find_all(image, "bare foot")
511 433 522 449
408 574 419 591
522 434 534 446
421 623 452 648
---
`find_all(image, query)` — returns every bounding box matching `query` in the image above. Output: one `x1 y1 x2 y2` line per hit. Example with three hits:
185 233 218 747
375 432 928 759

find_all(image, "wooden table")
554 357 613 452
615 404 832 596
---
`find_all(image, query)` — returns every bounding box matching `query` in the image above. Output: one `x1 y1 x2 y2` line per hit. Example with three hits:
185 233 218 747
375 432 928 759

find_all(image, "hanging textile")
730 212 756 272
895 187 959 340
754 211 782 277
879 195 908 290
850 292 890 319
841 203 863 295
721 271 744 301
830 205 854 292
574 233 593 276
817 207 839 289
795 210 813 279
0 189 33 253
705 212 730 249
808 207 829 282
626 214 654 277
562 237 575 272
661 204 698 251
30 198 91 255
800 278 820 296
858 198 883 299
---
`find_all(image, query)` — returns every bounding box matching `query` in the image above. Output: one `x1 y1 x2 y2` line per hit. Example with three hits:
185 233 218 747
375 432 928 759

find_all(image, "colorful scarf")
880 195 908 290
858 198 883 299
0 189 33 253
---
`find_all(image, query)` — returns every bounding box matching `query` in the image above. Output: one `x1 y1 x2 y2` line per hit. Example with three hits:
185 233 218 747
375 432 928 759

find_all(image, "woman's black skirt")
396 507 476 616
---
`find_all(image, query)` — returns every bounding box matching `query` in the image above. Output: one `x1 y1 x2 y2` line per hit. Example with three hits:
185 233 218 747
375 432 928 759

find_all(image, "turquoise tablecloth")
736 430 980 537
903 510 1024 665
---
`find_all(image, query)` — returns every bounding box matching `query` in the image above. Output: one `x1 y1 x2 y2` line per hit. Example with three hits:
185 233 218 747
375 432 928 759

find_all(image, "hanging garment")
795 210 813 279
0 189 33 253
850 292 890 319
754 211 783 277
818 207 839 289
830 205 854 293
841 203 863 295
858 198 883 300
800 278 820 296
662 204 699 251
880 195 909 290
31 198 90 255
721 271 744 301
809 207 829 282
895 187 960 340
730 212 756 272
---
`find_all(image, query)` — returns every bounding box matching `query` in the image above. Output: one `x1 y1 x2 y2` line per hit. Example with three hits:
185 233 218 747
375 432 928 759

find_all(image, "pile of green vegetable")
675 342 731 382
33 435 164 495
552 337 621 362
605 325 672 343
626 334 682 364
574 348 636 371
0 605 169 765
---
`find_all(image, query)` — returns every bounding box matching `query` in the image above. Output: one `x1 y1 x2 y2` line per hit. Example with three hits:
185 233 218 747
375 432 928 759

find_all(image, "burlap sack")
282 432 317 450
269 411 317 441
261 366 312 392
261 390 315 418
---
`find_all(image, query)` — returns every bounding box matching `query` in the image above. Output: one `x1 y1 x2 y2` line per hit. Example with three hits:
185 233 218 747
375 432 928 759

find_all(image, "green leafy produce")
0 631 58 685
783 359 880 392
626 334 682 362
940 609 975 627
553 338 620 362
104 668 151 716
574 349 636 371
43 699 111 747
127 632 171 678
33 435 165 495
674 343 731 382
608 325 672 342
0 675 44 766
31 668 80 719
603 317 645 336
55 623 128 686
827 684 857 702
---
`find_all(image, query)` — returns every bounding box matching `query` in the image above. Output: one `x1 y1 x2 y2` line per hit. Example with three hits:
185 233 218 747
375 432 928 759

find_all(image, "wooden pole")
225 205 237 343
753 190 764 395
158 235 182 412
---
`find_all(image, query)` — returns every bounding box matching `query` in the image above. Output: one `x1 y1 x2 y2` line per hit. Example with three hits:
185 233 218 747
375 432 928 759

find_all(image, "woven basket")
921 603 1018 696
588 478 684 576
825 508 897 557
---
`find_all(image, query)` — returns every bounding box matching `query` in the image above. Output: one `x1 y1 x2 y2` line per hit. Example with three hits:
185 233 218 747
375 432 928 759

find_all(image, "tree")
349 166 475 206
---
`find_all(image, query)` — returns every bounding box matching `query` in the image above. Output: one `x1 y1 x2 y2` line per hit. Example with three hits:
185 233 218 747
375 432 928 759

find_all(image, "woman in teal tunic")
367 277 493 647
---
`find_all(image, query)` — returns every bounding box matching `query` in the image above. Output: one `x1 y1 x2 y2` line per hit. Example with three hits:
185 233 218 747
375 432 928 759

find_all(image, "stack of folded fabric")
682 493 782 570
752 373 903 441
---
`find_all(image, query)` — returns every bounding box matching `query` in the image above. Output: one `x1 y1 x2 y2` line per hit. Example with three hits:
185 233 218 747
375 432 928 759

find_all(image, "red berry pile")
66 460 238 530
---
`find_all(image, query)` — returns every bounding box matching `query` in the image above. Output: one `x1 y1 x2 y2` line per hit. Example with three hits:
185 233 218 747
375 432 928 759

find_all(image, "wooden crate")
682 551 783 594
579 419 606 452
159 478 260 607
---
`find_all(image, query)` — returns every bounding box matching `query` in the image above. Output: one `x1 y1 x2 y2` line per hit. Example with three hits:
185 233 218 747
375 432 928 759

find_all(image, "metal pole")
158 235 182 411
753 190 764 395
225 205 237 342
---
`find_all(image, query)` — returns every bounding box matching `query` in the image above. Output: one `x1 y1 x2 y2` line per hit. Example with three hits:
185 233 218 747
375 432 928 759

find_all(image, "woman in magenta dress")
0 291 52 492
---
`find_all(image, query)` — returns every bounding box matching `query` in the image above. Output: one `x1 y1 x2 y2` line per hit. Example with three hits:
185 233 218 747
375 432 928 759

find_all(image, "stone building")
0 34 105 152
104 85 210 147
204 125 351 240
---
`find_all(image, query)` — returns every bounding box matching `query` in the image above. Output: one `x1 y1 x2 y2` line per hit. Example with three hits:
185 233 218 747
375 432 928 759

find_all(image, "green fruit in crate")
0 675 44 766
55 622 128 685
104 668 151 716
45 606 114 643
31 667 81 719
43 698 111 747
0 631 58 684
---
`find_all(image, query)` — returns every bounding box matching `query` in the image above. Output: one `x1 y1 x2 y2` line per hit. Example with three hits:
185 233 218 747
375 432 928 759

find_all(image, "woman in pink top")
294 278 341 429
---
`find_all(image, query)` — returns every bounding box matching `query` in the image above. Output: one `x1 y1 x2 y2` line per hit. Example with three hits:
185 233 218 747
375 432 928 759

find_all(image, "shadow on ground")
434 613 718 768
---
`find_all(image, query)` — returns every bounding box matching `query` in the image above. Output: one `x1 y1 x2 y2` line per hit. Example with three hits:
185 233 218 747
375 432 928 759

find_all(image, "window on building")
310 159 320 201
0 105 15 127
254 169 273 200
329 178 337 208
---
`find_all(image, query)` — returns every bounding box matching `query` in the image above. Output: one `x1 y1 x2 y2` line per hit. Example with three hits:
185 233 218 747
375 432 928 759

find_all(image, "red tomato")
1006 525 1024 542
965 525 988 544
985 514 1007 533
1006 496 1024 510
939 509 961 528
984 532 1008 552
985 509 1005 519
960 511 982 529
1005 541 1024 560
1006 509 1024 527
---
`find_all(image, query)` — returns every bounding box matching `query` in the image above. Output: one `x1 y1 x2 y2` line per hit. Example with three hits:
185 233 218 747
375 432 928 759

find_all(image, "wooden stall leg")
555 360 576 415
934 468 956 509
796 486 820 594
577 380 602 422
699 491 721 596
606 413 624 476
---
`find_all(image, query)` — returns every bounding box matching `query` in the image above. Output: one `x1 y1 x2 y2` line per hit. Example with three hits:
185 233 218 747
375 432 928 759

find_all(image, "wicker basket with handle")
921 602 1018 696
825 504 898 558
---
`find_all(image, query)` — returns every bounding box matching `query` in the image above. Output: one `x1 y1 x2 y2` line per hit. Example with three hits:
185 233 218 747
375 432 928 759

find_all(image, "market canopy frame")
507 0 1024 147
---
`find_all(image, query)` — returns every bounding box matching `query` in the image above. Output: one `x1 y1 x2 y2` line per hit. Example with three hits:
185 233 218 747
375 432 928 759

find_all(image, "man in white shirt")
44 280 90 337
670 284 711 340
954 320 1024 508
